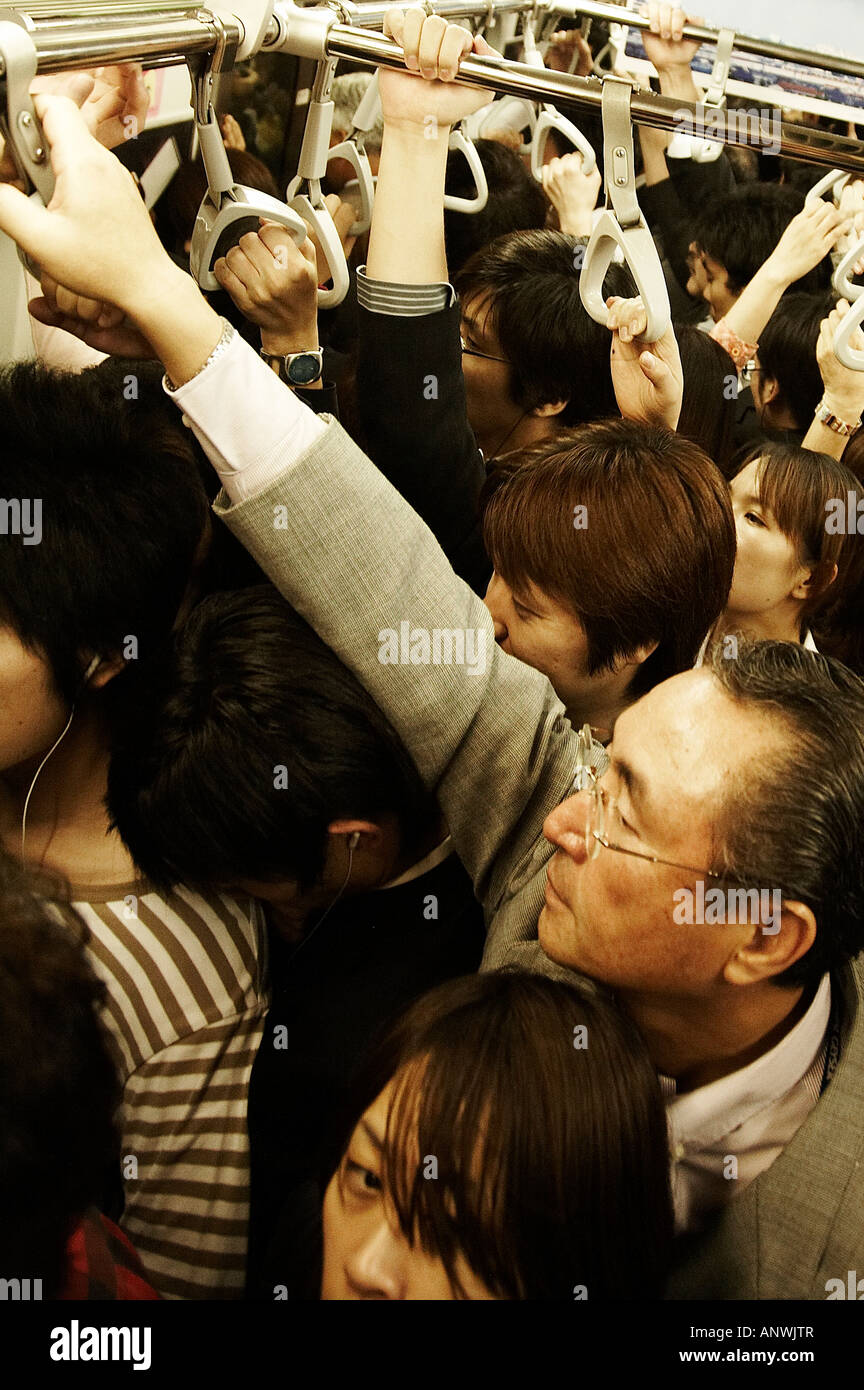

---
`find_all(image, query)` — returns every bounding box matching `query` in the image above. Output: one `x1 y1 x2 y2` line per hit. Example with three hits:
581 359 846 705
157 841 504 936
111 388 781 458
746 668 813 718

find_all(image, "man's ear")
610 640 659 673
530 397 570 420
723 898 817 986
87 656 127 690
759 374 781 406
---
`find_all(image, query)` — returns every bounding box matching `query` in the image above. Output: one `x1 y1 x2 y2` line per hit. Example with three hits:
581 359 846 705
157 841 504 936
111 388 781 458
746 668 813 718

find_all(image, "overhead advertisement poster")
624 0 864 117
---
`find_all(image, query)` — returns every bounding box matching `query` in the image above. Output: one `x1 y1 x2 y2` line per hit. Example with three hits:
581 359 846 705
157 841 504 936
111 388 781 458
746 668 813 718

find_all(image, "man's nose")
543 791 590 860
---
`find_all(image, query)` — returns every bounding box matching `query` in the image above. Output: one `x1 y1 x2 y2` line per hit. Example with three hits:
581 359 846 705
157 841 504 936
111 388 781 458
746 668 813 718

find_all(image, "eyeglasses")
577 776 724 878
459 334 509 365
569 723 722 878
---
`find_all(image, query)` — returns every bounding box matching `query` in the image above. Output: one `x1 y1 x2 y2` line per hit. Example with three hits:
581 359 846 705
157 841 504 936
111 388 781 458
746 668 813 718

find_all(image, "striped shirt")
63 880 268 1300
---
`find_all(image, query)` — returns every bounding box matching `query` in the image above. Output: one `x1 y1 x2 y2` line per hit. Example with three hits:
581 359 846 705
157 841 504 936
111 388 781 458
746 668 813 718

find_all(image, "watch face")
286 353 322 386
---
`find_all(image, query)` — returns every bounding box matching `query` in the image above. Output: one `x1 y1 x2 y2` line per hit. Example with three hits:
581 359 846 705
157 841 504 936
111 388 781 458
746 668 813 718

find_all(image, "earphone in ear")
348 831 361 852
82 654 101 683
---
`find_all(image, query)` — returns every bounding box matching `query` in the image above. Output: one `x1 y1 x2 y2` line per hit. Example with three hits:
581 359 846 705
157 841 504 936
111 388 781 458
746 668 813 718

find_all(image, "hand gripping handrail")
522 16 596 180
284 56 350 306
834 289 864 372
188 12 308 292
443 123 489 212
579 74 670 344
0 15 56 278
324 66 377 236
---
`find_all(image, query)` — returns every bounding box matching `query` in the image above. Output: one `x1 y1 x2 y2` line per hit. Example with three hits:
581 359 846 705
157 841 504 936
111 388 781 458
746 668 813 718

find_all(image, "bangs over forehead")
359 972 673 1301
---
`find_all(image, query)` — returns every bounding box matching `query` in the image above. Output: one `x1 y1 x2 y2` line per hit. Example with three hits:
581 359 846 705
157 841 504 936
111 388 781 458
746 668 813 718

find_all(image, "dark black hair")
0 358 211 709
328 971 674 1300
710 640 864 990
107 586 436 892
692 184 833 294
757 292 836 433
455 228 635 425
444 139 549 279
0 853 120 1298
676 324 738 471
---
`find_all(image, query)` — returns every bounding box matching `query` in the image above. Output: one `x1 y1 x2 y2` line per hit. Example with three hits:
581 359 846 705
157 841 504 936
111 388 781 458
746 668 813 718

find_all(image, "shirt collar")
663 974 831 1150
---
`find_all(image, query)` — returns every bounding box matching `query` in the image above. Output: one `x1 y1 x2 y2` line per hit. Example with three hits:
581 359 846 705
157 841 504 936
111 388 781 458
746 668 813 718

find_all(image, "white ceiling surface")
685 0 864 59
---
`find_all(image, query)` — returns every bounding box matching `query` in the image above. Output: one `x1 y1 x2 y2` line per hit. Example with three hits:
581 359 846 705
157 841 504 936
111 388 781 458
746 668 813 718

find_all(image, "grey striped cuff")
356 265 456 317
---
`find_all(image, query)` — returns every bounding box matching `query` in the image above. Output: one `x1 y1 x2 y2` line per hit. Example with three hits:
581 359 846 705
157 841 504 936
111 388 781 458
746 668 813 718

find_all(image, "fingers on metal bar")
834 234 864 303
834 291 864 371
531 108 597 181
579 76 670 344
286 187 350 307
443 126 488 214
807 168 852 208
324 138 374 235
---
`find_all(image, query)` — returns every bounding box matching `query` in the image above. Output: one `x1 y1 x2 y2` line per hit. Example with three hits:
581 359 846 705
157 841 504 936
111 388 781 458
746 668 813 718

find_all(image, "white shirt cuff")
163 333 326 506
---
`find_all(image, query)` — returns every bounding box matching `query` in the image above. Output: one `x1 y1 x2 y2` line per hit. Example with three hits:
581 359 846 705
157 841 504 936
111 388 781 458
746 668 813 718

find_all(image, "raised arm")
354 11 493 590
715 200 848 352
0 92 577 921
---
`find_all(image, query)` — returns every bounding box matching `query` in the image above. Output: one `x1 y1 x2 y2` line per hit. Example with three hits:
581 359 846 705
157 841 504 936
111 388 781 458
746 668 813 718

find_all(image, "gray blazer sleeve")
213 415 578 926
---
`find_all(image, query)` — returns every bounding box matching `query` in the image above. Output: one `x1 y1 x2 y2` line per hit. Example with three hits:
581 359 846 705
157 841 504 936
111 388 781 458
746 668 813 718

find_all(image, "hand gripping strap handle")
189 187 308 291
834 290 864 371
579 77 670 344
806 168 851 208
531 107 597 181
443 126 488 214
285 180 350 308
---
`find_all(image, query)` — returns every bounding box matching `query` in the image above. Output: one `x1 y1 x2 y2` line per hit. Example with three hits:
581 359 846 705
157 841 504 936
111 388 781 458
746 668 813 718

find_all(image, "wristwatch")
816 399 861 437
260 348 324 387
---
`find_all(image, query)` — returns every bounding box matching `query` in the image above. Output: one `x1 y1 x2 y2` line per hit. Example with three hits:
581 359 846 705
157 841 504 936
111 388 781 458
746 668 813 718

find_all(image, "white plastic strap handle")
0 19 56 278
188 18 309 291
520 18 596 181
704 27 735 108
579 76 671 345
834 290 864 371
324 139 374 236
286 60 350 305
443 126 489 214
806 168 851 208
325 69 379 236
284 178 351 307
834 233 864 303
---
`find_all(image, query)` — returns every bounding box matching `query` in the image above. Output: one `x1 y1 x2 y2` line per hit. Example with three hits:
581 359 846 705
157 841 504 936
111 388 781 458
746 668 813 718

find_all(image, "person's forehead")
731 458 760 493
612 669 775 807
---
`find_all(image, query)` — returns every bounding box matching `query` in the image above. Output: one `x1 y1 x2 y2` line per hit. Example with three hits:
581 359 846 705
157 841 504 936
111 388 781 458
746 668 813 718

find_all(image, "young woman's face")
727 460 809 618
320 1079 498 1301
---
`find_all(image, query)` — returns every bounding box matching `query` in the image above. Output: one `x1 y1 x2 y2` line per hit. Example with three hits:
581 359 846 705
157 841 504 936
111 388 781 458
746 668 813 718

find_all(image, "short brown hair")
335 971 673 1300
480 418 736 695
